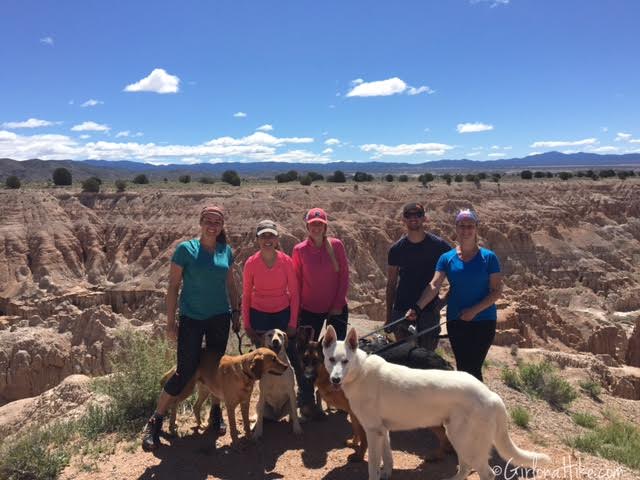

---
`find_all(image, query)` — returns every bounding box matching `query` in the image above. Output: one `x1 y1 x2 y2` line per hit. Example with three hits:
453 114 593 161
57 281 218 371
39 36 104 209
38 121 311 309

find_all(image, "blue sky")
1 0 639 164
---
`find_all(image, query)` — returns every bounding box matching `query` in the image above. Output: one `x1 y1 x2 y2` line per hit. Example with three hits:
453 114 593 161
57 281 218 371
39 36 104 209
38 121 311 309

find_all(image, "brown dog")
161 347 288 445
297 331 453 462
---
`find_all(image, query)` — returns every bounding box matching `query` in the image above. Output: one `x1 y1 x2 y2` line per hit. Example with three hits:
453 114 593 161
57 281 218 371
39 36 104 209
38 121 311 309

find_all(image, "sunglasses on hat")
403 210 425 219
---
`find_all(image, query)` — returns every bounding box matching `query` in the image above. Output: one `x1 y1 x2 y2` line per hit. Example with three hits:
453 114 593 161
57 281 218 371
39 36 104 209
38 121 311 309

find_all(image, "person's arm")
166 262 183 342
459 272 503 321
406 270 447 321
330 240 349 315
285 256 300 333
227 267 241 332
242 258 254 332
385 265 399 324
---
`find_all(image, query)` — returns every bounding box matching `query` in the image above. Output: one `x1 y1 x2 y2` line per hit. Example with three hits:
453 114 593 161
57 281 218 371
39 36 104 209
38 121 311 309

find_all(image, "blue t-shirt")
436 247 501 322
171 239 233 320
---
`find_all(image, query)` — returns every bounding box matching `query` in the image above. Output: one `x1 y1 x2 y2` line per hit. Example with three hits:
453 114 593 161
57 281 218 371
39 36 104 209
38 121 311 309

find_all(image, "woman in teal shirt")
142 205 241 452
408 209 503 382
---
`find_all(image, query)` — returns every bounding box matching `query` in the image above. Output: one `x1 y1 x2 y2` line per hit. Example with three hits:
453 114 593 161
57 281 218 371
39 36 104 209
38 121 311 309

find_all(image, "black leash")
369 320 448 356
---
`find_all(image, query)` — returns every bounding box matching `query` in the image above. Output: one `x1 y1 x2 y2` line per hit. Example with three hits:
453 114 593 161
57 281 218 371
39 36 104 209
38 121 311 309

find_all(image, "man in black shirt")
386 202 451 350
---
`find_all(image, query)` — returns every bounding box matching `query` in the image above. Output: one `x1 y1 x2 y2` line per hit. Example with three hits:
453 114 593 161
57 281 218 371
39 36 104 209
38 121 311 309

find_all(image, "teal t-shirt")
436 247 501 322
171 239 233 320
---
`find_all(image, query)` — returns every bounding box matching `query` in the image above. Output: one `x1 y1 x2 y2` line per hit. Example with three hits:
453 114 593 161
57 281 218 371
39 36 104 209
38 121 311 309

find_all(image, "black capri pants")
164 312 231 397
447 319 496 383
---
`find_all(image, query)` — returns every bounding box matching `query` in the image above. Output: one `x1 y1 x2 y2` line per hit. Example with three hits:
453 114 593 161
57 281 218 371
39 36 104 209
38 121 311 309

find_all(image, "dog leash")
359 314 410 341
235 330 245 354
370 320 448 356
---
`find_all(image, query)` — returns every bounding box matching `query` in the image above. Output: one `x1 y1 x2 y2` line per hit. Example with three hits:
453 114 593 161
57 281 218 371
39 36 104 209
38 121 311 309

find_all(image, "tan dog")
160 347 288 445
253 329 302 439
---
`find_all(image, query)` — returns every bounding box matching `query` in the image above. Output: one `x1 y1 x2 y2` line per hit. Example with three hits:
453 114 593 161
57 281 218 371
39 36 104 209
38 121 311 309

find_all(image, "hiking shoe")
211 404 227 436
142 415 163 452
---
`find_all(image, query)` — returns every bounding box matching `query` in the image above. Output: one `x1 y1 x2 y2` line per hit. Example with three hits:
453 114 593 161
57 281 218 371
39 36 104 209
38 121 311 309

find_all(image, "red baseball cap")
305 207 328 224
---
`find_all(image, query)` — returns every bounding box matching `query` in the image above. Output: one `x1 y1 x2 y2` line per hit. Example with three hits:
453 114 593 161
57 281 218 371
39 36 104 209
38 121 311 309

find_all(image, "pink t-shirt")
292 237 349 314
242 250 300 329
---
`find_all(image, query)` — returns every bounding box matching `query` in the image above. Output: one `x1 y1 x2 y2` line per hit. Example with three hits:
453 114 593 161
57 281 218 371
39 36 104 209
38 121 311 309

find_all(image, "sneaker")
210 404 227 436
142 415 163 452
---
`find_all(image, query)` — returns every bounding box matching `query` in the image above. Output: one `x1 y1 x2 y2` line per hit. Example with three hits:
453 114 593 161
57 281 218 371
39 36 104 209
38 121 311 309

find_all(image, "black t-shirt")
388 233 452 311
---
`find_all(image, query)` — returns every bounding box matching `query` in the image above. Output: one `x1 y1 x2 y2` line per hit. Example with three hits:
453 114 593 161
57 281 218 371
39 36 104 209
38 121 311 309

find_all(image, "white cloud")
457 122 494 133
40 36 54 46
233 112 247 118
466 152 482 157
81 99 104 108
615 132 632 142
325 138 340 146
2 118 57 129
71 121 110 132
588 146 619 153
116 131 130 138
528 151 543 156
472 146 484 151
0 131 18 141
351 78 364 85
134 132 144 137
180 157 201 164
79 134 90 139
346 77 433 97
322 148 334 154
630 139 640 144
124 68 180 94
360 142 453 157
204 131 313 147
471 0 510 7
488 153 506 158
601 127 609 132
256 124 273 132
530 138 597 148
491 145 500 150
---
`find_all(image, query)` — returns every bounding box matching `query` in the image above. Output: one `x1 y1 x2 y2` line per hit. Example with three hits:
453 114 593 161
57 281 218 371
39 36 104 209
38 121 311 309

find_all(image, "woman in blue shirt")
407 209 503 382
142 205 241 451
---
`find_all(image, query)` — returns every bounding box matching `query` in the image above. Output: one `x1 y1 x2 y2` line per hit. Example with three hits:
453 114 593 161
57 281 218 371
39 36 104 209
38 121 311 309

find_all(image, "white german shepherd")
322 326 550 480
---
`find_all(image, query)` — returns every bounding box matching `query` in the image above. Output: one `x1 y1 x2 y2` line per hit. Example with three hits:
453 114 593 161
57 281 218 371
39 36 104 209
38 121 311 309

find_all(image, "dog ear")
283 331 289 349
322 325 337 350
250 353 265 379
346 327 358 351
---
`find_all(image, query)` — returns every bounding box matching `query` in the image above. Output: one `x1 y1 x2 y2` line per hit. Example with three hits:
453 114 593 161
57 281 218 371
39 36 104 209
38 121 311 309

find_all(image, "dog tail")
493 399 551 468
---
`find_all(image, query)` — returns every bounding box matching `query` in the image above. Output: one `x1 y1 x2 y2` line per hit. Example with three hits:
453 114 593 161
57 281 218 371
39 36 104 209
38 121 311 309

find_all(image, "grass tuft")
571 412 598 429
510 406 530 429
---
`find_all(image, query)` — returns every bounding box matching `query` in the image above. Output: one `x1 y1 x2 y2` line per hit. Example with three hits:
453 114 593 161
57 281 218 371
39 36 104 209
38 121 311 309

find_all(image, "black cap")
402 202 425 214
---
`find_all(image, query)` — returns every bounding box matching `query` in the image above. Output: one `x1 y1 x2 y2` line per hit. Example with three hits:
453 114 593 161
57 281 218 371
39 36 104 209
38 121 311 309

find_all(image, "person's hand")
166 321 178 343
405 309 417 322
459 308 476 322
231 311 241 333
287 326 297 339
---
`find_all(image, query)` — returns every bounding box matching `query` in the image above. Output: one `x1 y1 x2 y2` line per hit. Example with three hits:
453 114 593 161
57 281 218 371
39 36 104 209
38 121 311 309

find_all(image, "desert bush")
275 170 298 183
491 172 501 182
0 422 74 480
221 170 241 186
299 174 312 186
53 167 72 186
599 169 616 178
572 412 598 429
579 378 602 400
353 171 374 182
398 174 409 182
327 170 346 183
477 172 487 180
534 171 546 178
132 174 149 184
510 406 530 429
307 171 324 181
502 360 577 410
115 179 127 192
557 171 573 181
178 174 191 183
568 415 640 469
198 176 215 184
81 177 101 193
5 175 21 189
464 173 477 182
441 173 452 185
419 173 435 186
520 170 533 180
384 174 394 182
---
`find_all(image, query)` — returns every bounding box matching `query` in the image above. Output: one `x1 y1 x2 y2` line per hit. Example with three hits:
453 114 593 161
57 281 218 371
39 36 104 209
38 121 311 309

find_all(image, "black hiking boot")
142 414 163 452
211 404 227 436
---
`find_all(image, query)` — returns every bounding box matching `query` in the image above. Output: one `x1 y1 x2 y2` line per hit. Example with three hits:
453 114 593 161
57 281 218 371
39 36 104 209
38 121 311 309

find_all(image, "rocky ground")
1 179 639 478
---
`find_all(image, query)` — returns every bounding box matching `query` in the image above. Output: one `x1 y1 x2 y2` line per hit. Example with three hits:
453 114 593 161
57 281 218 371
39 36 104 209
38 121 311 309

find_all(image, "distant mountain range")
1 152 639 182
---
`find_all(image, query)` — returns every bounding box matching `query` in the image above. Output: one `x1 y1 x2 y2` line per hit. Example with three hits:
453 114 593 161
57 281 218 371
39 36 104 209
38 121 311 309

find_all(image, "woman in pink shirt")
242 219 300 345
292 207 349 419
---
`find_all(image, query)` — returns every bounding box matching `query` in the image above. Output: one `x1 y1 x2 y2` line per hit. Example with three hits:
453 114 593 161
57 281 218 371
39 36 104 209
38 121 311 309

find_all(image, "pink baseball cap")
305 207 328 224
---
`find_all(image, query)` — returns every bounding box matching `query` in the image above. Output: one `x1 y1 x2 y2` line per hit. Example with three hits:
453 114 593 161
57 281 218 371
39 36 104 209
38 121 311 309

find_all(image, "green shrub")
81 177 101 193
178 174 191 183
384 174 394 182
53 167 72 186
557 171 572 181
307 171 324 181
454 174 463 183
198 176 215 184
572 412 598 429
115 179 127 192
502 360 577 410
221 170 241 186
353 171 374 182
520 170 533 180
299 174 312 186
5 175 21 189
578 378 602 400
491 172 501 182
510 406 530 429
398 174 409 182
419 173 435 185
275 170 298 183
327 170 346 183
132 174 149 184
568 416 640 469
